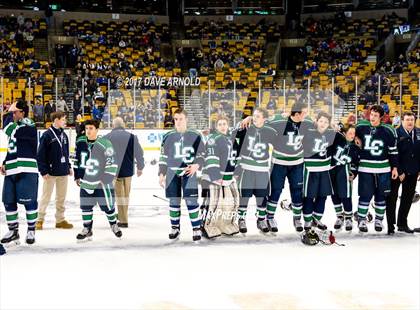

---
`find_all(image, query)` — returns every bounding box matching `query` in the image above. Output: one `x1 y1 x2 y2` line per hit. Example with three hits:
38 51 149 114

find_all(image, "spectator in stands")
144 107 155 128
56 96 68 112
347 112 356 125
164 111 173 128
75 114 85 138
17 13 24 27
73 94 82 119
382 61 394 74
33 99 44 124
94 87 105 103
30 59 41 70
392 111 401 128
64 70 73 90
92 103 102 121
382 112 391 124
381 100 390 114
44 100 56 122
68 44 79 68
56 44 65 68
2 100 13 128
45 5 53 27
214 58 224 71
365 80 377 103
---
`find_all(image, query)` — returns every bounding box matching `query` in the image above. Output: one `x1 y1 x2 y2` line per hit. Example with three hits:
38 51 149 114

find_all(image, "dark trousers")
386 174 417 229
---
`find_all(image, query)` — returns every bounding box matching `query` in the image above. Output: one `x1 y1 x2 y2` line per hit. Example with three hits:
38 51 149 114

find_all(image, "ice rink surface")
0 152 419 310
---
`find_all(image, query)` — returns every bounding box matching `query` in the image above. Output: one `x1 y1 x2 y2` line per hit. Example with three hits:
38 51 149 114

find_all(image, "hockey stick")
153 194 169 202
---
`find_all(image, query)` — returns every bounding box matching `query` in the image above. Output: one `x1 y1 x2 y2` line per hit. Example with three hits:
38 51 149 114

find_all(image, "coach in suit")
386 112 420 234
105 117 145 228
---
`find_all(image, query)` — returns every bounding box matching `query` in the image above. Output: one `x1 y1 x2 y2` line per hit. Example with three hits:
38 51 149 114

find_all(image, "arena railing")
1 74 419 130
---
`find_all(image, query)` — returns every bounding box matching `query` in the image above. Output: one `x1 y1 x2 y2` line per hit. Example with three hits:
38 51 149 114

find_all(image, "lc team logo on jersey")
312 138 329 156
333 146 351 165
247 136 267 158
174 142 195 164
79 151 100 176
286 132 303 151
364 135 384 156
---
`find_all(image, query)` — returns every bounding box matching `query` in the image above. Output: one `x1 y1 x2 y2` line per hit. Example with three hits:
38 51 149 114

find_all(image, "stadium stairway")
179 87 209 130
34 38 49 62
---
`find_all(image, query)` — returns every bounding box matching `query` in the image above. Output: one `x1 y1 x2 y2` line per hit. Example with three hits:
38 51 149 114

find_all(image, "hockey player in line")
355 105 399 233
330 124 360 231
263 102 311 233
73 119 122 241
300 111 336 231
234 108 278 234
239 102 310 233
201 116 240 238
158 109 206 242
0 100 38 245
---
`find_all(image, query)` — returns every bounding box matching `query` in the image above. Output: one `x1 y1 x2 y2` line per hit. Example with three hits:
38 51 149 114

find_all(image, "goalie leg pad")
216 182 240 235
203 184 222 238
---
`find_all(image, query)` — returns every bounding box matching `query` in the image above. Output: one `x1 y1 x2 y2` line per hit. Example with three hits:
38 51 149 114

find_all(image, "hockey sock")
292 203 303 219
186 199 201 229
238 197 250 219
358 200 370 220
25 203 38 231
331 195 343 217
169 198 181 227
313 197 327 221
4 203 18 230
255 197 266 220
266 200 278 219
374 200 386 221
82 208 93 228
303 198 314 223
105 209 117 226
342 198 352 219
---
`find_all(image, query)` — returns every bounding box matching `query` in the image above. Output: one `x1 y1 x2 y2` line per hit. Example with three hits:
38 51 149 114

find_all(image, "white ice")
0 151 419 310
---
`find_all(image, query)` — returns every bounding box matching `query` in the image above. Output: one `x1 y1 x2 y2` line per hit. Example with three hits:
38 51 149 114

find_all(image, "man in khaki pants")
105 117 144 228
36 112 73 229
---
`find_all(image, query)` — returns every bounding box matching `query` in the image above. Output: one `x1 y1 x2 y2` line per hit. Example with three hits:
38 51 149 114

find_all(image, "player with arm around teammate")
234 108 278 234
301 111 336 231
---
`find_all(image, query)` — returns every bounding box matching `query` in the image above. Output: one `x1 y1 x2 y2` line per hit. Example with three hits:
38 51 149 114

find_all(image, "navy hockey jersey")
73 136 118 190
234 124 277 172
301 122 336 172
355 120 398 174
331 132 360 176
158 129 205 176
3 118 38 176
202 130 239 185
268 114 313 166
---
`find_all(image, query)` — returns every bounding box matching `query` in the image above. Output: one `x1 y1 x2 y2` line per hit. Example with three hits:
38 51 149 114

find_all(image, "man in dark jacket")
44 100 56 123
36 112 73 230
105 117 145 227
386 112 420 234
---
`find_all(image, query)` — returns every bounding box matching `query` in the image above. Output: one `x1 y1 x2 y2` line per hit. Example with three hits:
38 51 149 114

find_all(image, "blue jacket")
396 126 420 176
105 128 145 178
37 126 71 176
